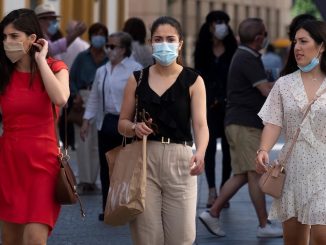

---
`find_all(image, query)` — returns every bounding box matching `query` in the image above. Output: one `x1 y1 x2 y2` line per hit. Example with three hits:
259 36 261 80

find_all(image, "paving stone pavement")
47 140 284 245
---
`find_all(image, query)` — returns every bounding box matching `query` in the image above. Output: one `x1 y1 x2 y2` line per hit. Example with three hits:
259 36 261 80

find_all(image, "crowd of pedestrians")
0 2 326 245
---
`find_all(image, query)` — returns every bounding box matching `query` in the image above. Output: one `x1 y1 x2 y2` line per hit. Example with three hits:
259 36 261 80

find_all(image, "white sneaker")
198 211 226 237
257 221 283 238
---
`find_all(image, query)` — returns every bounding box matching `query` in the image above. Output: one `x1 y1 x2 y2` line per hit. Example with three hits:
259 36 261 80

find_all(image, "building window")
196 0 201 33
234 4 239 29
266 7 271 32
245 5 250 18
276 8 280 37
222 2 227 12
256 6 260 18
209 1 214 11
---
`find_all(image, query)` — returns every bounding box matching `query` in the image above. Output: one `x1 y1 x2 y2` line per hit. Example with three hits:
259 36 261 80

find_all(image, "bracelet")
256 148 268 155
131 123 137 131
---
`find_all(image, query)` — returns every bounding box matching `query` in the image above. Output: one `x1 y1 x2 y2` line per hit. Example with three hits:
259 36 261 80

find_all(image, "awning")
272 38 291 48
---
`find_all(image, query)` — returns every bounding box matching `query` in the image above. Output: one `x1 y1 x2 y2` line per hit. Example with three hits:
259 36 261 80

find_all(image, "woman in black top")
119 16 208 245
194 10 237 208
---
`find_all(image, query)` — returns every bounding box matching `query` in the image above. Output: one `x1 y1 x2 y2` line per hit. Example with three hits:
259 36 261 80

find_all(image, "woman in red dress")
0 9 69 244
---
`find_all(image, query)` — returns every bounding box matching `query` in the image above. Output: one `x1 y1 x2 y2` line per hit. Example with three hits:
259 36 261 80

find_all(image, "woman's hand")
33 38 48 63
189 152 205 176
255 150 269 174
80 119 90 141
134 122 153 138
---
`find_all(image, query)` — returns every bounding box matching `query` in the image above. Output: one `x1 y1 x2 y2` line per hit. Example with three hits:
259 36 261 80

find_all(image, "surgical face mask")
214 23 229 40
262 37 269 50
152 42 179 66
91 35 106 49
47 20 59 36
298 44 323 73
3 41 27 63
107 48 120 63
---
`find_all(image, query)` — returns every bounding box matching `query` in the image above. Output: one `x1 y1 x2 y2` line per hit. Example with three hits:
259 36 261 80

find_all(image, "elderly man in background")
34 3 86 56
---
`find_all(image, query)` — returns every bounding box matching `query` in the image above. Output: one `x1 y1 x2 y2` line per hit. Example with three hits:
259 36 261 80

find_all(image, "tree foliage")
292 0 321 18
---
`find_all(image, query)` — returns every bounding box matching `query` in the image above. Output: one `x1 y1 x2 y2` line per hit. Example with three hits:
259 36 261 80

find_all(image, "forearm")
37 59 69 106
193 123 209 155
118 119 136 137
259 123 282 152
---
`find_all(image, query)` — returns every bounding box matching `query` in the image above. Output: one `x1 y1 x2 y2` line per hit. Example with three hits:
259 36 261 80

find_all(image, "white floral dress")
258 70 326 225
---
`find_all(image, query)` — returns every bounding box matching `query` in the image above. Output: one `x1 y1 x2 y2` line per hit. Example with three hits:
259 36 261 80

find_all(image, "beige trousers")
75 123 99 184
130 141 197 245
75 89 99 184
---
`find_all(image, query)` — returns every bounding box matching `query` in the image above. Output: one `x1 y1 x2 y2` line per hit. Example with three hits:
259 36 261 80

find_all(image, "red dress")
0 58 67 230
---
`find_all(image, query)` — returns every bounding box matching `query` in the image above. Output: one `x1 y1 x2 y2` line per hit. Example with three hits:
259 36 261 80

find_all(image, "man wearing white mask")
34 3 86 56
199 18 283 238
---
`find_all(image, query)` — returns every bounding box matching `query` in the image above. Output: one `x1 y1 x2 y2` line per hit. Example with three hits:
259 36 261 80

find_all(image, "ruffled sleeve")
47 57 68 73
258 79 283 127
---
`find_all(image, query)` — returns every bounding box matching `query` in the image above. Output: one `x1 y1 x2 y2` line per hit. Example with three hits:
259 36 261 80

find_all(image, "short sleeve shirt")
225 45 267 129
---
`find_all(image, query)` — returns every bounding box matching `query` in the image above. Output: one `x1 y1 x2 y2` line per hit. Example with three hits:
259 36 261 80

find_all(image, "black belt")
149 136 193 147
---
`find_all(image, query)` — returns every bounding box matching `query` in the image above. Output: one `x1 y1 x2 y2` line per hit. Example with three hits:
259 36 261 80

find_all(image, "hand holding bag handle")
259 87 326 198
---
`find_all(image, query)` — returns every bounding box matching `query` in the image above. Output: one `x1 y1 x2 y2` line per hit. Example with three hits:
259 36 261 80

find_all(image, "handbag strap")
51 104 86 217
134 69 143 124
281 87 326 166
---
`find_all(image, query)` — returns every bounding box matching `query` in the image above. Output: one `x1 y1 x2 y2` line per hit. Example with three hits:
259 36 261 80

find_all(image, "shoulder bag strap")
281 87 326 167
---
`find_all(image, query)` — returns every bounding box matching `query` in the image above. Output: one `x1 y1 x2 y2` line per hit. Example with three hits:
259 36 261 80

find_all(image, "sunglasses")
141 109 159 135
106 44 121 50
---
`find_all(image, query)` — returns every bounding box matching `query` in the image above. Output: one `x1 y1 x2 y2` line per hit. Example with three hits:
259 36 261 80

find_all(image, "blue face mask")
91 35 106 49
298 45 323 73
47 20 59 36
152 42 179 66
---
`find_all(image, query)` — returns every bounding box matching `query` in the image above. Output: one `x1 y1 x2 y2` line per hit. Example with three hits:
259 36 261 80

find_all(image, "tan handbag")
104 136 147 226
259 160 285 198
259 89 326 198
52 105 86 217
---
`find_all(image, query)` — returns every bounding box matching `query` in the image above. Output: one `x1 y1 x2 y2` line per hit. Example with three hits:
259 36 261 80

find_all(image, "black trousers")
97 114 123 212
204 106 232 189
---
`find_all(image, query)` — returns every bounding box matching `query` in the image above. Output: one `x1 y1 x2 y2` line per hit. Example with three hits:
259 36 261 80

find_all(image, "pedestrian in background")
122 17 154 68
118 16 208 245
70 23 109 195
0 8 69 244
194 10 237 208
262 44 283 82
256 20 326 245
34 2 86 56
80 32 142 221
199 18 282 238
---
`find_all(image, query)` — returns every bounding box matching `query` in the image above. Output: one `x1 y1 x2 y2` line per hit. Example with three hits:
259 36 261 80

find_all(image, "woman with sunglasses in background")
118 16 209 245
80 31 142 221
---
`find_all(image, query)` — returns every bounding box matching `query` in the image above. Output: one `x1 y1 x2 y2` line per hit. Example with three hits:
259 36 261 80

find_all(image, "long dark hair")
194 10 237 72
282 20 326 76
123 17 147 44
0 8 45 93
281 14 316 76
150 16 183 65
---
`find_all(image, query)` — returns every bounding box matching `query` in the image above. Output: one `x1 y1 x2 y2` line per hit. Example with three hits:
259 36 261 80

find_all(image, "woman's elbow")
53 91 70 107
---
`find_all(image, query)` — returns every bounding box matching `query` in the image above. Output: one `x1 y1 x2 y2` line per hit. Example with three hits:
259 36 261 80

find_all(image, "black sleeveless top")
134 66 198 142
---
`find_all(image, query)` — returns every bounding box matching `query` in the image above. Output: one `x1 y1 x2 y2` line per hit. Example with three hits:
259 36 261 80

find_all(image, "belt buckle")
161 137 170 144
